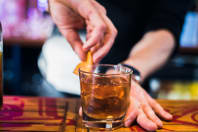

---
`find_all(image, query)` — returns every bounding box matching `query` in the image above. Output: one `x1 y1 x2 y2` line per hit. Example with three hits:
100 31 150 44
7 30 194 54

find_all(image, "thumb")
60 29 86 61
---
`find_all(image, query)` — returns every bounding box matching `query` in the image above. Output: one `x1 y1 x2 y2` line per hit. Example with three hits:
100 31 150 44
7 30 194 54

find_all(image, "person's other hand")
49 0 117 63
124 80 173 131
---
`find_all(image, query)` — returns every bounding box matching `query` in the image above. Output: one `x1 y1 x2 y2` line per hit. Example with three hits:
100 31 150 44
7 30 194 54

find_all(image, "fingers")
92 15 117 63
61 29 86 61
80 0 117 63
83 24 106 51
51 0 116 62
92 32 116 63
125 110 138 127
137 109 158 131
78 2 107 53
141 103 163 128
124 98 138 127
91 0 107 15
148 98 173 120
129 82 167 131
124 97 161 131
141 85 173 121
83 1 107 51
90 42 102 54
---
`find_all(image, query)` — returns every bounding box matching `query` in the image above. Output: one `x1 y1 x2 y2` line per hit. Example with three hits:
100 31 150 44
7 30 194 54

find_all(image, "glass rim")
79 64 133 76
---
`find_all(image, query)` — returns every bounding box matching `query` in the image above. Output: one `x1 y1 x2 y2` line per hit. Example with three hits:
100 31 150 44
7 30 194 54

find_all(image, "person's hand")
124 80 173 131
49 0 117 64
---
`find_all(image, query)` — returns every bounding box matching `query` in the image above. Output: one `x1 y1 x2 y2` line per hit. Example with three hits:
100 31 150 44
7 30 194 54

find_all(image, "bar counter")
0 96 198 132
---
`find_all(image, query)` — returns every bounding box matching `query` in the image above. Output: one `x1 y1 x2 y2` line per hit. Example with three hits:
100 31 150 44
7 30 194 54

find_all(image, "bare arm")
123 29 175 81
123 30 174 131
123 1 193 130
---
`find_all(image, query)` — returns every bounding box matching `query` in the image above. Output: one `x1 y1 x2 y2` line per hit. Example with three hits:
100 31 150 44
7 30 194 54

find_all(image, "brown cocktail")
79 64 132 130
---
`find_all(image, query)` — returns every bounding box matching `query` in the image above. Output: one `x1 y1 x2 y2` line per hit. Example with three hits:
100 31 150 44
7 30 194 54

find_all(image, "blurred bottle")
190 81 198 100
180 12 198 47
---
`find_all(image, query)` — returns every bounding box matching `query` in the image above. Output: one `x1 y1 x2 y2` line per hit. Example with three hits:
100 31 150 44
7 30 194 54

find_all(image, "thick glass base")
82 112 124 131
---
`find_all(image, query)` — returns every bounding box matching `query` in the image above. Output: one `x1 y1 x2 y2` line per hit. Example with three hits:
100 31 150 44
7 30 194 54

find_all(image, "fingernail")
166 113 173 119
158 121 163 128
147 123 157 131
124 119 131 127
151 124 158 131
83 46 88 51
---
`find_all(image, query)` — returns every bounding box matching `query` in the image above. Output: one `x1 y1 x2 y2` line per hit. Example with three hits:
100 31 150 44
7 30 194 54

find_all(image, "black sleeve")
144 0 195 56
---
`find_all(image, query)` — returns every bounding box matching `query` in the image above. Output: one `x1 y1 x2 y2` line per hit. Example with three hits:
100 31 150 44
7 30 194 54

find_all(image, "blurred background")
1 0 198 100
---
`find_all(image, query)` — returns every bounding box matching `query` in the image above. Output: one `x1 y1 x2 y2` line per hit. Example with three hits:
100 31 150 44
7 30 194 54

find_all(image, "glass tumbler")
79 64 132 130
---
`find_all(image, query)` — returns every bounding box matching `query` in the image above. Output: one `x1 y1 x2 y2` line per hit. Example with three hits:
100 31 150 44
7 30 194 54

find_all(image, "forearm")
49 0 78 10
49 0 92 17
123 30 175 81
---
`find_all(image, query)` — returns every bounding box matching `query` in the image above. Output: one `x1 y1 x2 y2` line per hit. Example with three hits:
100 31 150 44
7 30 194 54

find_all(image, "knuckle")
133 108 139 115
155 101 163 109
92 0 106 14
103 49 109 56
84 6 94 17
98 23 107 32
100 53 106 60
151 98 157 103
99 5 107 14
137 116 141 123
156 117 161 123
141 103 147 110
137 113 144 123
114 28 118 35
150 98 158 106
111 27 118 37
148 110 155 117
102 7 107 14
148 123 157 131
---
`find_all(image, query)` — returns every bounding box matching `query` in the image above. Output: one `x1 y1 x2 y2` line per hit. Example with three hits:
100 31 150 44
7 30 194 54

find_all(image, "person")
46 0 194 131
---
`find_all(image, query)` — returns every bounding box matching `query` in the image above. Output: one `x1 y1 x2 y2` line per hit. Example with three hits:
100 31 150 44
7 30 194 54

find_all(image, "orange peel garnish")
73 51 93 75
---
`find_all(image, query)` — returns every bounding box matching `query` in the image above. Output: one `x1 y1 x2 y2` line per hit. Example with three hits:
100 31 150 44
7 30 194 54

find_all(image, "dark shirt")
98 0 195 64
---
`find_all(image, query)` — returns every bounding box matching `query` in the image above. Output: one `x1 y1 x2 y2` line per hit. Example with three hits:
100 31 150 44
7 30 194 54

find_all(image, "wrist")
122 58 149 82
120 63 142 83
